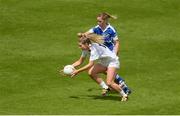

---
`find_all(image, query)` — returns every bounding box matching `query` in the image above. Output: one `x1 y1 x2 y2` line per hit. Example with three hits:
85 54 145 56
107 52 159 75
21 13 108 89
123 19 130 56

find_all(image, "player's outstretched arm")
71 61 94 77
72 56 85 68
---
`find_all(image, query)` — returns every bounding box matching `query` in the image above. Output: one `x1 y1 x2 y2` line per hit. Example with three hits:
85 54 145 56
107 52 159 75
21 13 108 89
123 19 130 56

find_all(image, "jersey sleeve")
81 50 89 58
113 35 118 41
109 26 119 41
88 28 94 33
88 25 99 33
112 29 118 41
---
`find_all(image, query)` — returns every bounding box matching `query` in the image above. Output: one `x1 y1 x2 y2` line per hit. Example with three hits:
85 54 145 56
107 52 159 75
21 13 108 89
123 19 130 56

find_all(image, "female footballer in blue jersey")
78 12 131 95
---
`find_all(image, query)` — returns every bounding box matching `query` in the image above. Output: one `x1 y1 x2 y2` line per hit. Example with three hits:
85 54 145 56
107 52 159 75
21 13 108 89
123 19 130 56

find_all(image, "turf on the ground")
0 0 180 114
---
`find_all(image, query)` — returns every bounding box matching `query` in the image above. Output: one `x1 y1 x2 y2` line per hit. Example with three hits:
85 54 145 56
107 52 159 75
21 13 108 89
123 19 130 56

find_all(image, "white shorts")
98 57 120 69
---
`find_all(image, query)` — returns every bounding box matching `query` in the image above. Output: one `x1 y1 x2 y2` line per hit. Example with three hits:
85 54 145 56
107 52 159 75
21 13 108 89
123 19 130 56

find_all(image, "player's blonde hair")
78 37 91 45
79 33 104 45
97 12 117 20
86 33 104 44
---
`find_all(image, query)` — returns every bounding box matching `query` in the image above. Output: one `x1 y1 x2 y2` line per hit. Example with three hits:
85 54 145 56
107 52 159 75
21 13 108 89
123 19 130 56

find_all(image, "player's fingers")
59 71 64 76
59 70 68 77
84 33 88 37
77 33 83 37
59 69 63 73
71 73 75 78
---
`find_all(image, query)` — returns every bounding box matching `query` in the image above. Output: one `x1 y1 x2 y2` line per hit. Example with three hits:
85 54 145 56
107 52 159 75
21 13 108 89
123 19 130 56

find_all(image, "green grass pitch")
0 0 180 114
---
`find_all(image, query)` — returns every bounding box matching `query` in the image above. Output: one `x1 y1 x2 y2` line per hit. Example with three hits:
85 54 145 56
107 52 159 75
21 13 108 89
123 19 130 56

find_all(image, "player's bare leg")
88 64 110 96
106 67 128 101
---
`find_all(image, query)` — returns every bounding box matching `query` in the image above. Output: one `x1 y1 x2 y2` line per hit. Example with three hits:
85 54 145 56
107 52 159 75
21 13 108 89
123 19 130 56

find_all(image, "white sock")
119 82 127 88
119 81 125 87
120 90 127 97
100 81 109 89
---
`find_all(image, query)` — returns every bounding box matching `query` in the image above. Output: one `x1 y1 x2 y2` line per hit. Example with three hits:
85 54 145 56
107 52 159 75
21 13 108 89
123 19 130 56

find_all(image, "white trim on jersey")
88 25 99 33
103 24 112 33
108 24 116 33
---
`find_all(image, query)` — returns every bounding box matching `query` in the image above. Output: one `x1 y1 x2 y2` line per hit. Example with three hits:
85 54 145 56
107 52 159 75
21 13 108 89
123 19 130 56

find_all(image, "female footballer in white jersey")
78 12 131 95
71 36 128 101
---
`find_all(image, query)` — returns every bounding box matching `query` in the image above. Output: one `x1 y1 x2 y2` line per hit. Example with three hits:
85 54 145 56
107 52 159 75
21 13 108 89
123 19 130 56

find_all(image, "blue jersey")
88 24 118 51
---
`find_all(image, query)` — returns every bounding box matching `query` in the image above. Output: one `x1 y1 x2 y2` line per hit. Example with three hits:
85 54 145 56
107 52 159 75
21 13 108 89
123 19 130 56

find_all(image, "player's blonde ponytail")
79 33 104 45
105 12 117 20
97 12 117 20
86 33 104 44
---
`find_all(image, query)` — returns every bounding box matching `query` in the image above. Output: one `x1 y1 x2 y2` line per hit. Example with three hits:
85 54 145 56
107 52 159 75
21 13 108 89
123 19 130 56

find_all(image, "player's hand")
59 69 67 77
77 33 87 38
71 69 79 77
77 33 83 37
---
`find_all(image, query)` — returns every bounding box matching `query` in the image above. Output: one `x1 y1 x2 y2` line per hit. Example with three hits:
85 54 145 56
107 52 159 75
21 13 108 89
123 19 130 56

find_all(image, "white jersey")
81 43 118 61
81 43 120 68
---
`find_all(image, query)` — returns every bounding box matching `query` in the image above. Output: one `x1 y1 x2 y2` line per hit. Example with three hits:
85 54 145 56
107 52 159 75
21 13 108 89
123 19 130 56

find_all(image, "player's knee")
88 70 95 77
88 70 97 79
106 81 113 87
88 70 92 76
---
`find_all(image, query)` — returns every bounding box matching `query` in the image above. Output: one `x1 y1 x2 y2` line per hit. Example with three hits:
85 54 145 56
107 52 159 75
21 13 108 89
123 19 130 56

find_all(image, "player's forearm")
114 40 120 55
77 61 94 73
72 57 85 68
114 44 119 55
72 61 81 67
